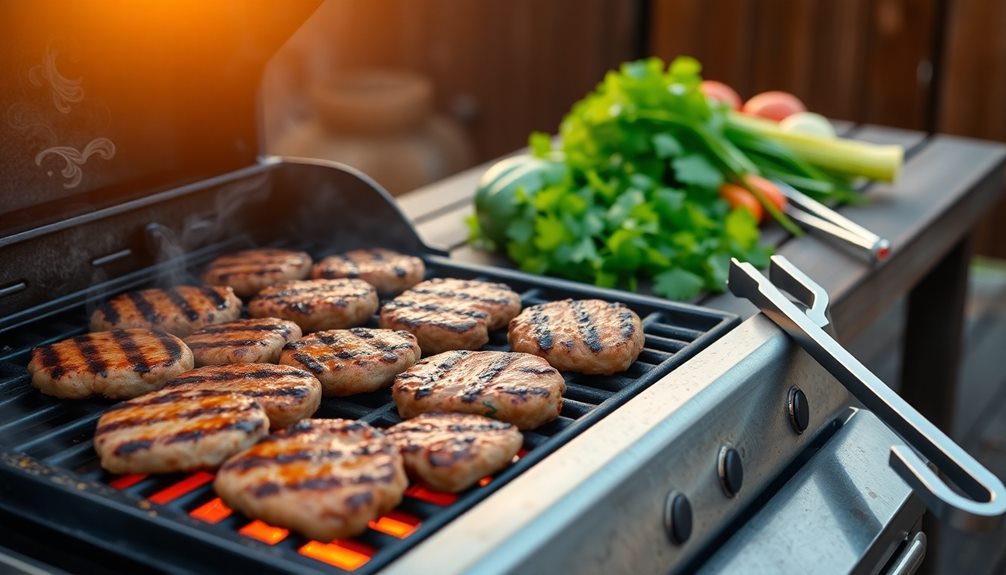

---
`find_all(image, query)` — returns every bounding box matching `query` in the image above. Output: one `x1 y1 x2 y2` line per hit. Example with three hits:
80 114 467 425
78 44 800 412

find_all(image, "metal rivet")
788 386 810 434
663 491 692 545
718 446 743 497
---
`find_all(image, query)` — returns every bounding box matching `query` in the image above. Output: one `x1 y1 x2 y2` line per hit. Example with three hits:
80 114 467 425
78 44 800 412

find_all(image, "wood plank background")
264 0 1006 257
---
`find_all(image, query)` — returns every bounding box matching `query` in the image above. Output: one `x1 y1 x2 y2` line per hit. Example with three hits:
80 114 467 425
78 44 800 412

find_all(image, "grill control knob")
663 491 692 545
718 446 743 497
788 386 810 434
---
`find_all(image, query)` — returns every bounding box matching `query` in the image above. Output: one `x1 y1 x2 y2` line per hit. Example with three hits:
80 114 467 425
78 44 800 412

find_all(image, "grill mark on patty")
216 267 289 280
126 291 159 324
460 353 517 402
168 368 312 386
407 288 511 306
97 403 256 434
186 339 270 349
290 352 326 374
618 307 636 339
153 330 184 364
111 330 151 374
96 300 121 325
73 331 108 377
384 300 489 319
392 421 512 435
99 389 236 414
404 351 470 398
257 284 370 301
113 439 154 456
165 288 201 322
164 417 266 444
529 306 554 351
201 286 230 309
193 323 294 336
570 300 603 353
37 345 65 379
250 460 399 498
516 366 558 376
221 448 345 471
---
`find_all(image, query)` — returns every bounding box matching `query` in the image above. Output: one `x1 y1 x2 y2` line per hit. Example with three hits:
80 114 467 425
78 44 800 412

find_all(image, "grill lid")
0 0 321 233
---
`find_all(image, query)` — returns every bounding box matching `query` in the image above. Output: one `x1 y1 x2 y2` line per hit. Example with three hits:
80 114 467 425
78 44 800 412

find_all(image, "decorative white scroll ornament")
35 137 117 188
28 45 84 114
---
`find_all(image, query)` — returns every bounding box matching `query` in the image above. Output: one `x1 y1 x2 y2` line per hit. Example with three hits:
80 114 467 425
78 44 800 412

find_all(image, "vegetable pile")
467 57 902 300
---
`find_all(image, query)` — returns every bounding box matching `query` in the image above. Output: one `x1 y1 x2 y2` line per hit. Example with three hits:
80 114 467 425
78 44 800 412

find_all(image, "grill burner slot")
0 253 735 573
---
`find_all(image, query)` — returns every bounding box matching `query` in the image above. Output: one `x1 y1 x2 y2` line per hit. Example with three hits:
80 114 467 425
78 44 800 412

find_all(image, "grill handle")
729 255 1006 532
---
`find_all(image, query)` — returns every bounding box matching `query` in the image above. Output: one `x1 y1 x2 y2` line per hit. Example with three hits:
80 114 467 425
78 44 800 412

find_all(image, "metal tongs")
776 181 891 263
729 255 1006 532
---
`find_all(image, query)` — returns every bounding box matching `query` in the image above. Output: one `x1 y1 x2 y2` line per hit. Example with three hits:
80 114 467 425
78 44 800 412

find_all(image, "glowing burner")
239 520 289 545
368 511 421 539
300 540 373 571
404 485 458 506
189 497 233 524
149 472 214 505
109 474 147 489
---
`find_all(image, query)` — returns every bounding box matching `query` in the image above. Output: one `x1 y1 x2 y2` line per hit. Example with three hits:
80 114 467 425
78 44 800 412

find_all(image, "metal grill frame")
0 250 736 574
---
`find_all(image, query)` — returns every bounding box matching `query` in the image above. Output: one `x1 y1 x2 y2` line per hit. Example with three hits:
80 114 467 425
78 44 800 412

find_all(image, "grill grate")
0 253 736 573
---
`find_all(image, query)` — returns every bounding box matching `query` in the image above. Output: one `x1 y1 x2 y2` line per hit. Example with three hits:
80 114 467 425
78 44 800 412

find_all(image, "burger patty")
214 419 407 541
385 413 523 492
27 329 194 400
508 299 645 374
202 249 312 297
183 318 302 366
164 364 322 429
279 328 420 396
312 248 425 295
93 387 269 474
248 279 378 332
392 350 565 430
379 278 522 354
90 285 242 337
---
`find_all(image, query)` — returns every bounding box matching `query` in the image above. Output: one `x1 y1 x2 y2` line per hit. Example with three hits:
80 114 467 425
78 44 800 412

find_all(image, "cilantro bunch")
470 57 772 300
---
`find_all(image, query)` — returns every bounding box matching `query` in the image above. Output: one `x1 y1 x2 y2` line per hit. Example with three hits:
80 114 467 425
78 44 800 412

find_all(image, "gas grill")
2 2 1003 574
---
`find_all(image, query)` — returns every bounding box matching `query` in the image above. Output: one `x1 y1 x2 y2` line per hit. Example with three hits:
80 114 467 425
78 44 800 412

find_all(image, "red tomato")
720 183 764 222
744 174 787 212
700 80 742 110
742 91 806 122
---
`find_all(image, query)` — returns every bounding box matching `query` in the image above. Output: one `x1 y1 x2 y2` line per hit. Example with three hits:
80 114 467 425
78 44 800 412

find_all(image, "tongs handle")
777 182 891 263
729 256 1006 532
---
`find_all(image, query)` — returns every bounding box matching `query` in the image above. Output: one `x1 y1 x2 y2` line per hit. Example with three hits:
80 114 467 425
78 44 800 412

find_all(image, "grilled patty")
202 249 313 297
27 329 194 400
280 328 420 396
248 279 378 332
164 364 322 429
379 278 522 354
386 413 523 492
214 419 407 541
90 285 242 337
94 387 269 474
184 318 302 366
392 350 565 429
508 299 645 375
312 248 425 295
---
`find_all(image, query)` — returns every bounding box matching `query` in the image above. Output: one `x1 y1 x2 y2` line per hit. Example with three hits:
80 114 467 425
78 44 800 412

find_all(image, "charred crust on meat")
168 368 312 386
126 291 160 324
290 352 326 374
617 306 637 339
194 322 293 336
528 306 554 350
153 330 185 363
96 300 121 325
163 417 266 444
570 300 603 353
36 345 65 379
113 439 154 456
165 288 201 322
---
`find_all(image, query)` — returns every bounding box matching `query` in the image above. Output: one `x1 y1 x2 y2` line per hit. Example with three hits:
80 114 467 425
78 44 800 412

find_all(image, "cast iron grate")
0 253 736 574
